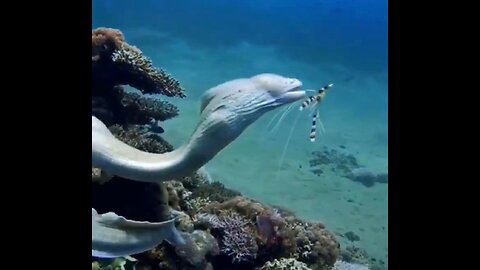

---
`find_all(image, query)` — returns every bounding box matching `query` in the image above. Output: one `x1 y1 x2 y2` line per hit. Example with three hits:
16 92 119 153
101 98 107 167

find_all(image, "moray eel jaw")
277 84 304 104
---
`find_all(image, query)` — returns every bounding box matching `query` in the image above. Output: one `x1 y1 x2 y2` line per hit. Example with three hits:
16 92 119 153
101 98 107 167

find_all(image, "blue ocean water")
93 0 388 267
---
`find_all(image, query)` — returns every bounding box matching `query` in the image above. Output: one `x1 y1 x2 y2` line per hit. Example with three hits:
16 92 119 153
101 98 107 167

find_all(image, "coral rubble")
309 146 388 187
331 260 370 270
339 246 386 270
345 168 388 188
309 147 359 176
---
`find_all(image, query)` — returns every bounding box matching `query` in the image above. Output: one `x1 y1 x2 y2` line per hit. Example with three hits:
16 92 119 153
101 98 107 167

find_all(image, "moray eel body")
92 209 185 258
92 73 305 183
92 74 306 258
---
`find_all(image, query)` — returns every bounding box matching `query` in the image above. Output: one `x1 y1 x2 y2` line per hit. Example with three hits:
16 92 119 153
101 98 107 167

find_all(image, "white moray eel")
91 73 306 258
92 73 306 183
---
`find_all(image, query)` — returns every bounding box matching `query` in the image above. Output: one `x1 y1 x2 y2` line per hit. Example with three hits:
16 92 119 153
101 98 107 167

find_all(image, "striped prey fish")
299 83 334 142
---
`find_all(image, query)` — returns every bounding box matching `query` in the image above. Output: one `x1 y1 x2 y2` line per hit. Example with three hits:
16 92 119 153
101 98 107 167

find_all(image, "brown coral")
111 44 186 97
287 219 340 269
92 27 186 98
92 27 124 61
165 180 192 211
199 196 339 269
118 90 180 122
109 124 173 154
202 196 270 219
190 182 241 203
92 27 185 128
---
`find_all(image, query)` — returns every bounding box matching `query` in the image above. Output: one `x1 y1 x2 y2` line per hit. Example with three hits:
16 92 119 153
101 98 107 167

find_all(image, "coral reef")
94 188 342 270
164 181 191 211
92 27 185 127
109 124 173 153
190 181 241 203
92 28 185 97
309 146 388 187
175 230 220 266
91 26 189 225
196 196 340 269
196 211 259 264
117 90 180 123
287 219 340 269
260 258 312 270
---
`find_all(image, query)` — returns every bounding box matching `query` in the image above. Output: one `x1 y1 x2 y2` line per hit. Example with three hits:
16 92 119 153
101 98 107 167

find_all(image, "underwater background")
93 0 388 268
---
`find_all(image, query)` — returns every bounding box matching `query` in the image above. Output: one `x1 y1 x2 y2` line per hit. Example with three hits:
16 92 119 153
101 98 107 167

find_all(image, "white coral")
260 258 312 270
331 260 370 270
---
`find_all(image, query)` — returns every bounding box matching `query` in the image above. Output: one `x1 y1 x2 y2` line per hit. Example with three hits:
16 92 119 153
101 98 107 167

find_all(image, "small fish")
149 118 165 133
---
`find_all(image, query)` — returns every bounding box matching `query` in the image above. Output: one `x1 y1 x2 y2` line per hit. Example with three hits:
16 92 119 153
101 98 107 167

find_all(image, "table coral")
92 27 184 127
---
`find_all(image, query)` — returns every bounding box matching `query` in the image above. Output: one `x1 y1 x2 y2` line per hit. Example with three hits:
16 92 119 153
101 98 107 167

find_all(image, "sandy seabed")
128 31 389 264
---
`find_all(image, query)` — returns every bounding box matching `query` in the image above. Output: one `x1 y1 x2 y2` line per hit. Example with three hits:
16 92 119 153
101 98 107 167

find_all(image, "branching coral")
109 124 173 153
193 196 337 268
92 27 185 97
260 258 312 270
185 196 212 214
202 196 269 219
190 182 241 203
92 27 185 127
331 260 370 270
118 90 179 123
287 219 340 268
198 196 339 268
110 44 185 97
196 211 258 264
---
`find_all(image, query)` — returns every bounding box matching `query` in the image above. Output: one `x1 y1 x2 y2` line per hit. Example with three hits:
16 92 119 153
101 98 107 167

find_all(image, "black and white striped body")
299 83 333 111
299 83 333 142
309 108 320 142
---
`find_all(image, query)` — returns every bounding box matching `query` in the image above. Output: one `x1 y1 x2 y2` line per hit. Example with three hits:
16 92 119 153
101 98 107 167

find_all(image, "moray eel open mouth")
277 85 305 104
288 85 303 93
